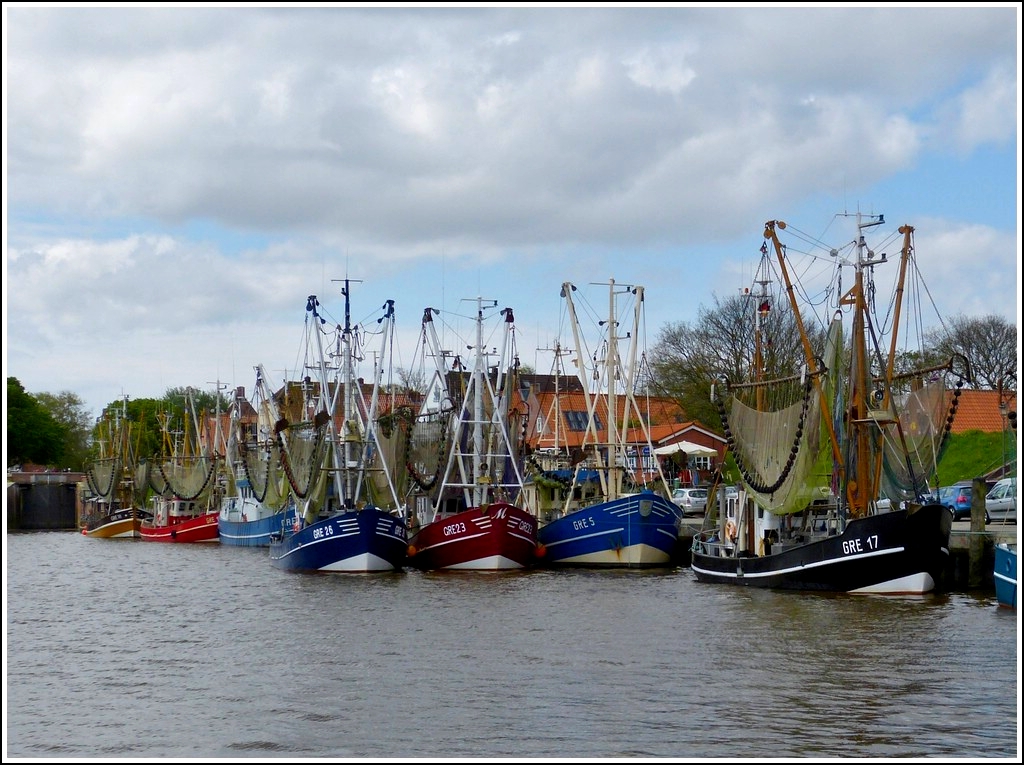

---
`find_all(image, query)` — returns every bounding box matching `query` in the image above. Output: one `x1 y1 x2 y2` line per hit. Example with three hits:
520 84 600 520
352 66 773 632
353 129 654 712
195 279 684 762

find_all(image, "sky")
4 3 1021 426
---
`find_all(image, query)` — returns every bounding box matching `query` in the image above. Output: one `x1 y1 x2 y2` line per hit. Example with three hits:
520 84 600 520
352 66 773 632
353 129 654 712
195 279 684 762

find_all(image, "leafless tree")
927 314 1017 390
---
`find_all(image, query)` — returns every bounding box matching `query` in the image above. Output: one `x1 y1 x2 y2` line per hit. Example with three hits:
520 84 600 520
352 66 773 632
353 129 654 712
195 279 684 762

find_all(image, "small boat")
218 369 298 547
81 500 151 539
139 389 221 544
140 495 220 543
405 297 539 571
81 396 153 538
994 542 1017 608
691 215 961 594
534 280 683 568
269 286 409 573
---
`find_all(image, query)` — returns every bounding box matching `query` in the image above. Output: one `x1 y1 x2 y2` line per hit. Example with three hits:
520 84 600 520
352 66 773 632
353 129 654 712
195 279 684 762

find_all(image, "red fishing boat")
406 298 540 571
139 388 222 544
407 501 538 570
140 496 219 543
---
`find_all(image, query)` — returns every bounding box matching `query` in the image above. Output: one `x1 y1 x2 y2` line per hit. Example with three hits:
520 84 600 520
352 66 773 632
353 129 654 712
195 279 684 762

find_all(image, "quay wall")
6 472 84 531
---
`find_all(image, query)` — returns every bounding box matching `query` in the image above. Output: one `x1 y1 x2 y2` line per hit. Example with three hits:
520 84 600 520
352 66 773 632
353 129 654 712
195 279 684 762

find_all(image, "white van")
985 477 1017 524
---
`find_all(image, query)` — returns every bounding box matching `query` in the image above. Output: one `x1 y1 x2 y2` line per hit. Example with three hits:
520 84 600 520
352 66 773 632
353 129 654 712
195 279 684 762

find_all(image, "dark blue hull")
537 490 682 568
269 508 408 573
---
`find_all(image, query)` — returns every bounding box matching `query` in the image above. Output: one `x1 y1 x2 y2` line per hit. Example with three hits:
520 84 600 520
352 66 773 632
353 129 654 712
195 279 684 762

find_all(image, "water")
5 531 1020 759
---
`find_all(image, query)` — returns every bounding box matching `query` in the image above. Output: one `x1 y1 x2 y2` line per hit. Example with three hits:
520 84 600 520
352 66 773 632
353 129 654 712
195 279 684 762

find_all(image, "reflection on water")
5 532 1019 758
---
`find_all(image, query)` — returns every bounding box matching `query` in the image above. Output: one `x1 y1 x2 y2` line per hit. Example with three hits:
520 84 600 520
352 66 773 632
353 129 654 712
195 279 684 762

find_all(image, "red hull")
408 502 539 571
140 511 220 543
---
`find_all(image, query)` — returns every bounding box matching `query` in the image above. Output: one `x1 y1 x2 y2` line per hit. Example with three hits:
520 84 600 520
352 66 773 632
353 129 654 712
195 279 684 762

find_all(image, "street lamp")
998 372 1017 479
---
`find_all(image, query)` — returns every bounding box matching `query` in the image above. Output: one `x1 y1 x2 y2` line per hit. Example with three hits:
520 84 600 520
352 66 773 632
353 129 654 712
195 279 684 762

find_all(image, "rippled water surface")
5 531 1020 759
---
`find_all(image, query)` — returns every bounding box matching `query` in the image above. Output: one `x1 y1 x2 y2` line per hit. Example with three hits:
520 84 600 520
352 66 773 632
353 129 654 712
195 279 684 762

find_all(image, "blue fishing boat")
218 368 298 547
994 542 1016 609
535 280 683 568
218 481 297 547
269 285 408 573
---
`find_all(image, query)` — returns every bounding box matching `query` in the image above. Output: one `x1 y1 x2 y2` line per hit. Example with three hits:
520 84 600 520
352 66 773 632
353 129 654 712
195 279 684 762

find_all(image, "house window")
564 411 602 432
691 456 711 471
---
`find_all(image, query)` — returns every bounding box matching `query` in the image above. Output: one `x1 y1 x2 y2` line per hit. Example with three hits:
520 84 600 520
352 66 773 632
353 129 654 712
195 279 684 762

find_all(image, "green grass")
935 429 1017 486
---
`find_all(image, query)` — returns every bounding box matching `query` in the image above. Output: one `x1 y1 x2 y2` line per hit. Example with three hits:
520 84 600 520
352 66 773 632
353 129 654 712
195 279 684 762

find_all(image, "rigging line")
788 214 885 259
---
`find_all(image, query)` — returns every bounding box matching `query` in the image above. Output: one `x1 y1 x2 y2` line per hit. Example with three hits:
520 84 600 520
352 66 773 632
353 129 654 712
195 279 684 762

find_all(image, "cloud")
4 5 1018 417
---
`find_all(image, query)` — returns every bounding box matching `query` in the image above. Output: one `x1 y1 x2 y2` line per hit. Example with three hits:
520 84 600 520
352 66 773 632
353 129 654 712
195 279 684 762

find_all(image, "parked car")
877 490 938 512
939 482 971 521
671 487 708 516
939 482 990 523
985 477 1017 524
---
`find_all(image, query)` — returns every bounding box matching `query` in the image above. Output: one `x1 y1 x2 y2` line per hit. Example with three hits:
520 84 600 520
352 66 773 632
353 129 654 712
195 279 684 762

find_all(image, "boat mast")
560 281 610 500
752 269 771 413
870 225 917 498
472 297 487 508
838 213 892 518
307 293 346 510
605 279 620 498
537 340 572 453
357 298 405 513
340 279 358 507
763 220 845 493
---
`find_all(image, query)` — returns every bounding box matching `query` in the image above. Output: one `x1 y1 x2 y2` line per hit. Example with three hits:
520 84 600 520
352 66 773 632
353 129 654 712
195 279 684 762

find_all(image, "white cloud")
4 5 1018 418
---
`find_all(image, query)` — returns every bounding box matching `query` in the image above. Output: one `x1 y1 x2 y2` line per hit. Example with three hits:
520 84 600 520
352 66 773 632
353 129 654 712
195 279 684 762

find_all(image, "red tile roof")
949 388 1017 434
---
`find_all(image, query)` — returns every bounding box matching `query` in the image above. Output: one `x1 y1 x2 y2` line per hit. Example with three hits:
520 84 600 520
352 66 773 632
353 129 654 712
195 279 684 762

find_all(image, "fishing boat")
994 542 1017 609
405 297 539 571
139 390 220 543
534 280 683 568
269 286 408 573
140 495 220 543
691 215 960 594
81 396 153 538
218 368 298 547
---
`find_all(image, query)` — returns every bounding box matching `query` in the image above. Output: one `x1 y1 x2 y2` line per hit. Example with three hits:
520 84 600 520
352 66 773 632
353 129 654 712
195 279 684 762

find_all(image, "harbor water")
4 531 1020 759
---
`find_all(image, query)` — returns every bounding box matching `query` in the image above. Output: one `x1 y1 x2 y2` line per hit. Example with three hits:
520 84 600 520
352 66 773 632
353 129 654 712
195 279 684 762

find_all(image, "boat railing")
691 531 734 558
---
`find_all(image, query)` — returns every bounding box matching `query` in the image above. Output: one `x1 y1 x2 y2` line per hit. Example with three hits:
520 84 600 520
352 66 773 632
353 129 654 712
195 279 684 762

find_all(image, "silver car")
671 487 708 516
985 477 1017 524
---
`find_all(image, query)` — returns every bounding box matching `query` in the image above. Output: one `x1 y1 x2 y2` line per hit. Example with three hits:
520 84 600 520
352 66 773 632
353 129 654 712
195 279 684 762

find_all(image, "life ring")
725 520 737 542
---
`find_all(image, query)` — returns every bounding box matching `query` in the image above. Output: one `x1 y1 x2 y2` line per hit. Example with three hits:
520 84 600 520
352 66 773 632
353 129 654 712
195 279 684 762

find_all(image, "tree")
34 390 93 471
396 367 427 395
163 385 231 421
646 291 824 429
927 314 1018 390
6 377 66 467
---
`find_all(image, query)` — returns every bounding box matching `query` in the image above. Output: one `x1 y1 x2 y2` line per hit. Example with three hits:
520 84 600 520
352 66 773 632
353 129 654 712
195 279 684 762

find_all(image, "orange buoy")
535 544 546 558
407 544 417 557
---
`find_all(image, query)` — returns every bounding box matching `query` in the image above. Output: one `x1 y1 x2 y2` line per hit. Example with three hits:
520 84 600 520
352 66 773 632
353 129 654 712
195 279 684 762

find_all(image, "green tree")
34 390 93 471
6 377 66 467
92 397 172 462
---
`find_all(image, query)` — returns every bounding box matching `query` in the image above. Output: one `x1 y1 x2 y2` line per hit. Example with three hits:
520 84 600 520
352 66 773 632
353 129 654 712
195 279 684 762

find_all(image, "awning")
652 440 718 457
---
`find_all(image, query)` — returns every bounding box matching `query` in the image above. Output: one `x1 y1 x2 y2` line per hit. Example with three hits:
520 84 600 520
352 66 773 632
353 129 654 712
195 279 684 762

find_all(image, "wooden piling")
968 477 988 588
